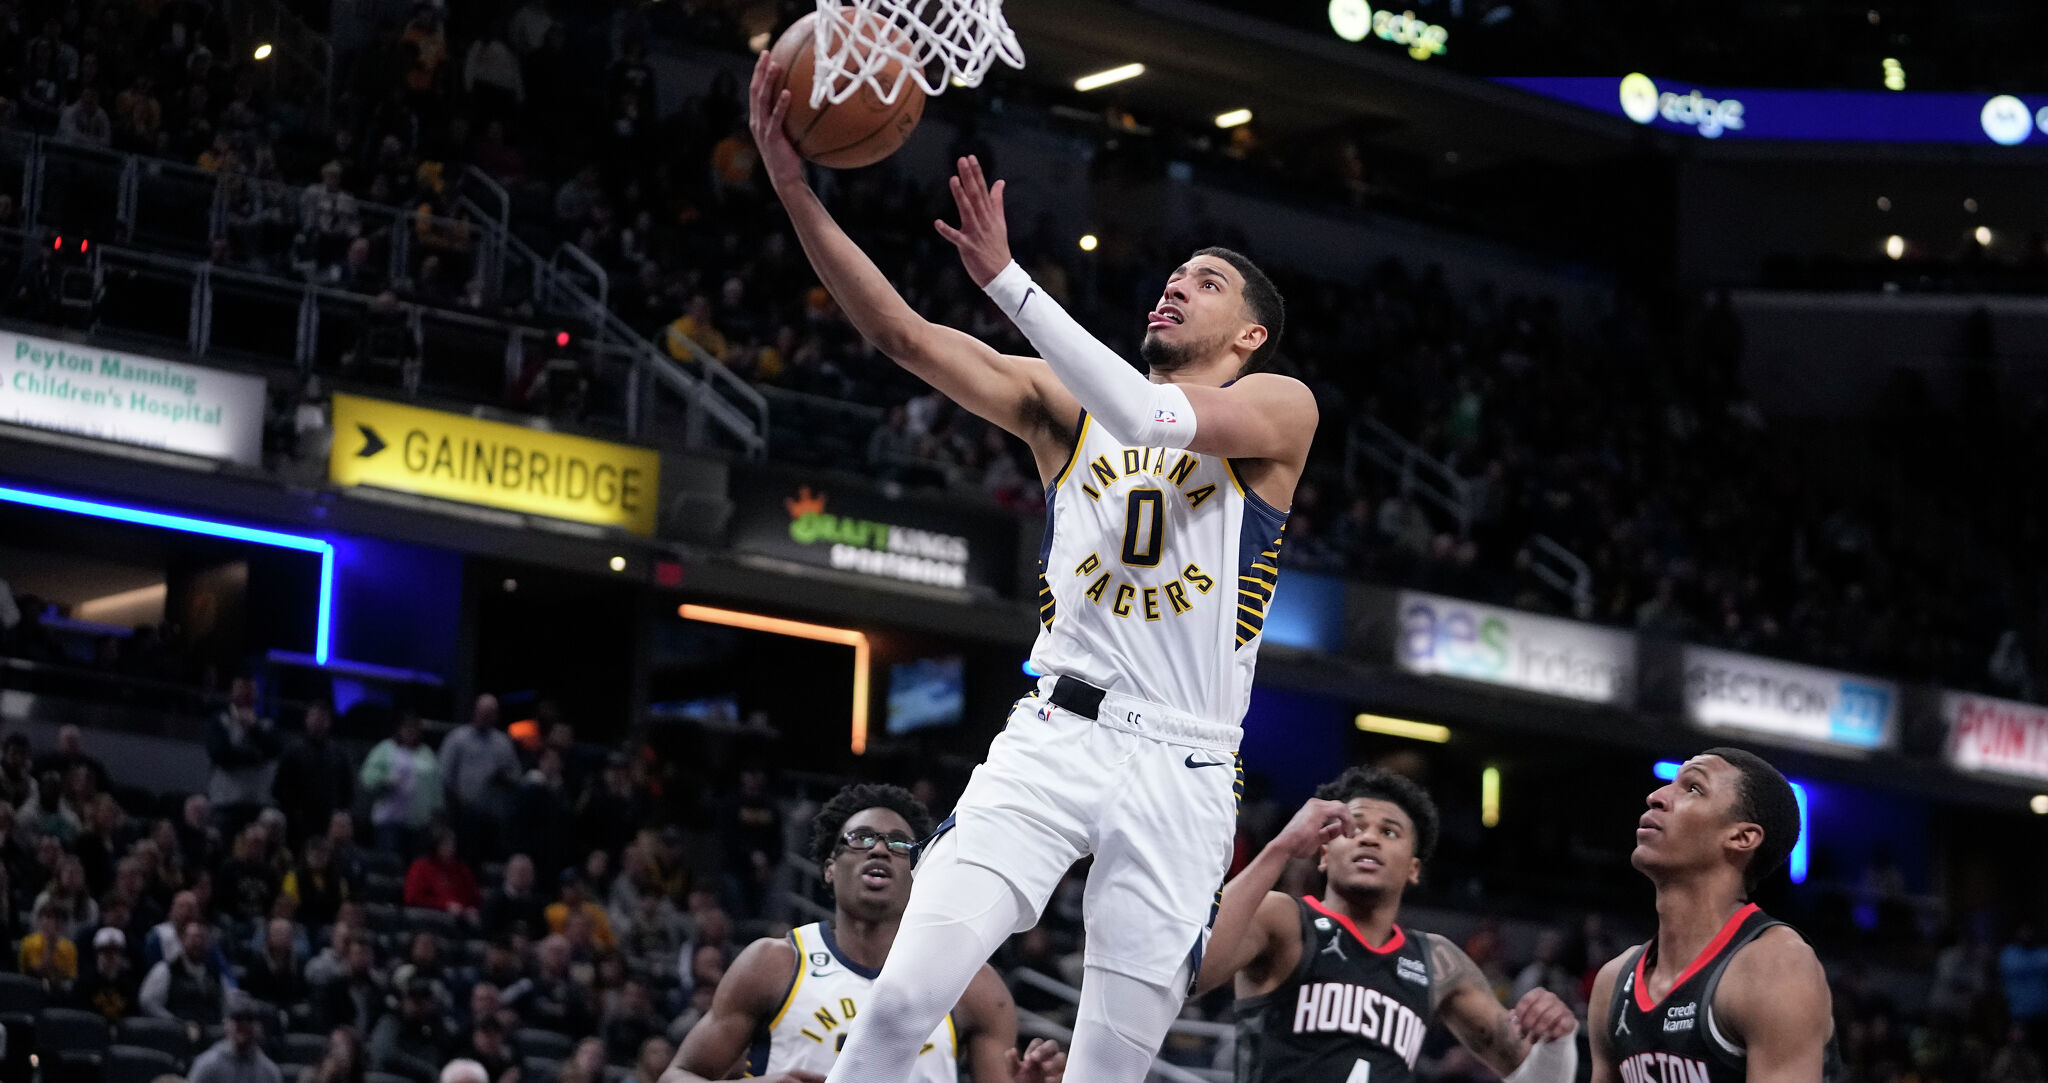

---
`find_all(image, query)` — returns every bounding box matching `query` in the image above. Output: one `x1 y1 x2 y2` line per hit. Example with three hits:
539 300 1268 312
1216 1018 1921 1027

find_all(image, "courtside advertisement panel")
328 394 660 535
728 463 1016 596
1394 590 1637 706
1943 692 2048 783
0 329 265 464
1682 645 1896 751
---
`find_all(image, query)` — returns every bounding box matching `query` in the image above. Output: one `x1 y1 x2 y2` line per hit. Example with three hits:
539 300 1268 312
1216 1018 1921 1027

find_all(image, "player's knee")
860 972 955 1043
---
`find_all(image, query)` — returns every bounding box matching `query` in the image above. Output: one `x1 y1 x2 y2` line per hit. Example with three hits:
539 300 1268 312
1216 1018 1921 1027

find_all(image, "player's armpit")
957 963 1023 1083
1174 373 1317 465
662 937 796 1083
1714 927 1833 1083
1585 952 1633 1083
1428 933 1532 1078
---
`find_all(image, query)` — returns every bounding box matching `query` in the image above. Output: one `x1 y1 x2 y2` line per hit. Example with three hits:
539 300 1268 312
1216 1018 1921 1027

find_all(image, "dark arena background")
1 0 2047 1081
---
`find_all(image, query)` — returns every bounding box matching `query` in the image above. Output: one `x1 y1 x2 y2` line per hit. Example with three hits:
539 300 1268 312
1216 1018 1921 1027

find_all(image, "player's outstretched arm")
747 56 1075 456
1716 926 1833 1083
661 937 821 1083
958 963 1067 1083
1429 933 1578 1083
939 156 1317 466
1196 797 1352 995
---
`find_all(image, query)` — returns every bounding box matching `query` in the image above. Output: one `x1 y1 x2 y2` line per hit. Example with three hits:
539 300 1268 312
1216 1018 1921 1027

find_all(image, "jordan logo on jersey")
1290 982 1426 1069
1619 1051 1711 1083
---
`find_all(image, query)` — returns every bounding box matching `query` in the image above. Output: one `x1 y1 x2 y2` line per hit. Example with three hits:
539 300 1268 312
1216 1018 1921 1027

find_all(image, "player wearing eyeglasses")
662 783 1066 1083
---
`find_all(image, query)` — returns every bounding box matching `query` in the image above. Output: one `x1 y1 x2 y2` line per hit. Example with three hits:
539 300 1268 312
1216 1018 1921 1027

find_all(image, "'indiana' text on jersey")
1035 412 1291 724
749 922 957 1082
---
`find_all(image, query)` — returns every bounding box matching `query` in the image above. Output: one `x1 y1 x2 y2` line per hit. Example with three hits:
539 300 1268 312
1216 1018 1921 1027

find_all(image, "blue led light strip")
0 485 334 664
1655 760 1809 884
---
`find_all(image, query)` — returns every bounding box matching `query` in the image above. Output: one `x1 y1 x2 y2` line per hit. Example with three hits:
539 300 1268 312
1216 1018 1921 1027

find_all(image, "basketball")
770 10 927 169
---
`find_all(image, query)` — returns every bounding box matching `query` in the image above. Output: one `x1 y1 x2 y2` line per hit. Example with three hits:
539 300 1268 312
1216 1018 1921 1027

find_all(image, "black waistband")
1049 675 1105 720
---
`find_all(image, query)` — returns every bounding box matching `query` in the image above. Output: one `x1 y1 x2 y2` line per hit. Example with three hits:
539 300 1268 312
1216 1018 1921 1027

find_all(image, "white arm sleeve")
982 261 1197 448
1504 1036 1578 1083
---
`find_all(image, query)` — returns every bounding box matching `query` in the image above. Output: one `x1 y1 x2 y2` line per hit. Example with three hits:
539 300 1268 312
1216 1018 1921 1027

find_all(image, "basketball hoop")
810 0 1025 107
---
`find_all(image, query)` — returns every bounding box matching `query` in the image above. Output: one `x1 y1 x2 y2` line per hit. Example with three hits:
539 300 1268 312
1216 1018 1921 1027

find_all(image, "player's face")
1143 257 1251 366
1319 798 1421 898
823 807 918 920
1632 755 1747 876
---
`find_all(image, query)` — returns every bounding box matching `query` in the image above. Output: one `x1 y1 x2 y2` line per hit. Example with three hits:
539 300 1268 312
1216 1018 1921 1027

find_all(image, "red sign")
1945 692 2048 782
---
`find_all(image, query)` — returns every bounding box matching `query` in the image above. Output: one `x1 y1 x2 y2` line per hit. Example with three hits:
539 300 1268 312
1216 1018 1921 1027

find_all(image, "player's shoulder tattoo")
1425 932 1486 1012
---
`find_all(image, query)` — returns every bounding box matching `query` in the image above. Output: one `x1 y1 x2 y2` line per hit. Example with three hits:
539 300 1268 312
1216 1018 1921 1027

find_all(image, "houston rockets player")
659 784 1064 1083
1590 749 1838 1083
750 49 1317 1083
1203 766 1579 1083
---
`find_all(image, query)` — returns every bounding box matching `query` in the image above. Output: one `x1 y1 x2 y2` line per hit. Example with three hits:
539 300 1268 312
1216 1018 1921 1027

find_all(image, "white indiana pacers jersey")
1031 411 1290 726
748 922 958 1082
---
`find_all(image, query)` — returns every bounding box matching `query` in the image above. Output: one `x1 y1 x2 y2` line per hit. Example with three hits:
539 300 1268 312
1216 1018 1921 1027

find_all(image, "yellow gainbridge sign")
328 394 660 535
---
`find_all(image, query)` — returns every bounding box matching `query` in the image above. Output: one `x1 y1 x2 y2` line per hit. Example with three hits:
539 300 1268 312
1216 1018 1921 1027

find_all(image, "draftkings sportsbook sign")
728 465 1015 595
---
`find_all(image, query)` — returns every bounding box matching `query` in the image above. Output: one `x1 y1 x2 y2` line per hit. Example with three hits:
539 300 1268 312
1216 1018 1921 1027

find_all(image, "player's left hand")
935 155 1013 287
1006 1038 1067 1083
1510 987 1578 1043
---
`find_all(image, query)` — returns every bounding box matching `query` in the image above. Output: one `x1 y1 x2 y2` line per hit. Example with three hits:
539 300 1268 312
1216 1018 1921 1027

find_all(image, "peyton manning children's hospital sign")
0 330 266 465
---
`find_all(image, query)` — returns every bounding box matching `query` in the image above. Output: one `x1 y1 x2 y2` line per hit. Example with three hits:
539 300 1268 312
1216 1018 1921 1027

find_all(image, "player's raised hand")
747 51 807 192
1273 797 1355 859
1006 1038 1067 1083
1509 987 1578 1043
935 155 1013 287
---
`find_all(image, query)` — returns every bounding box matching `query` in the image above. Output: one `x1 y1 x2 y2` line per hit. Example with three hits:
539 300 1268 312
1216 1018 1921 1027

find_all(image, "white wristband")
1504 1036 1578 1083
981 261 1198 449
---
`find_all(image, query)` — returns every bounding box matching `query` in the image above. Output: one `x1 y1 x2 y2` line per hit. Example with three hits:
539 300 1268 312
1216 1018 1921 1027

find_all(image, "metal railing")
1527 532 1595 617
1010 969 1230 1083
1344 416 1473 537
0 136 766 456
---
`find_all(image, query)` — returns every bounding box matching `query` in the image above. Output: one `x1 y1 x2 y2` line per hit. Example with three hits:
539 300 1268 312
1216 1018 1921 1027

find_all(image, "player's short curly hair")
1314 765 1440 863
1699 747 1800 893
808 783 935 868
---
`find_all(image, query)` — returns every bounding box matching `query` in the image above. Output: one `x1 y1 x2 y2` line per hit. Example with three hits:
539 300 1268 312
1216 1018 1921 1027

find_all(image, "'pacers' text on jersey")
1033 413 1290 724
750 922 957 1083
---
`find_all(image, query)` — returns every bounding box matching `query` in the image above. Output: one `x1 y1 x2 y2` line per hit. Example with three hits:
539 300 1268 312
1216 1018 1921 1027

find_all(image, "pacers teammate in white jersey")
751 52 1320 1083
659 784 1064 1083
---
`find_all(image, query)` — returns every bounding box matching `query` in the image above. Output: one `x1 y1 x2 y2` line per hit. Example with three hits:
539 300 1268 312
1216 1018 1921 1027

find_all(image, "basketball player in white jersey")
751 51 1318 1083
659 783 1065 1083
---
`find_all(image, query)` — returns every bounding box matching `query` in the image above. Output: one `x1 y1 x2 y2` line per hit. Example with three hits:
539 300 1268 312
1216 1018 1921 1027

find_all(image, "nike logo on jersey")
1184 754 1229 769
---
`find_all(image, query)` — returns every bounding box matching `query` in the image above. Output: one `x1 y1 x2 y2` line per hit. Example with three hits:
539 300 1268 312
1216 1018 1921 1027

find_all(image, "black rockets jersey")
1605 904 1840 1083
1234 897 1435 1083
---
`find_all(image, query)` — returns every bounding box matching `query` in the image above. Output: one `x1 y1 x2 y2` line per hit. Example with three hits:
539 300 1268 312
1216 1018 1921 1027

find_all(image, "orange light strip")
677 604 872 754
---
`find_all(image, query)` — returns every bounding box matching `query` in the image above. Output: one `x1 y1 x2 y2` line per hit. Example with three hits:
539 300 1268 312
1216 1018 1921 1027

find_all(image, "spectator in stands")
546 868 616 953
327 810 370 888
283 834 350 931
559 1037 607 1083
602 976 665 1064
361 713 442 858
512 746 573 881
20 902 77 990
718 766 782 916
76 793 125 896
242 917 307 1016
2003 925 2048 1051
178 794 223 876
144 890 200 968
452 1013 516 1083
38 724 110 794
370 976 455 1083
442 1059 490 1083
633 1036 673 1083
113 73 161 152
189 992 284 1083
481 853 546 940
308 1027 367 1083
554 164 602 228
56 85 110 146
219 825 280 924
72 925 139 1021
0 734 36 809
516 933 594 1037
440 694 520 863
276 703 356 848
578 752 647 860
207 677 283 834
315 930 385 1033
462 23 524 120
140 920 228 1035
336 237 383 294
404 825 480 918
33 853 97 935
664 294 729 365
1510 928 1583 1016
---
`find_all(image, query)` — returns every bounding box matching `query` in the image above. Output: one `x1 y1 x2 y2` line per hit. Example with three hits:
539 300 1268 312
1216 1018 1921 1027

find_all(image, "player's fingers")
949 174 979 225
769 88 791 132
990 178 1007 217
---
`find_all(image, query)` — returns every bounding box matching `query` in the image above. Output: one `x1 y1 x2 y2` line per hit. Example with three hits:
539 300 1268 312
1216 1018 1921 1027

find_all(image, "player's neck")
1147 355 1240 389
829 910 899 971
1320 887 1403 948
1649 874 1748 976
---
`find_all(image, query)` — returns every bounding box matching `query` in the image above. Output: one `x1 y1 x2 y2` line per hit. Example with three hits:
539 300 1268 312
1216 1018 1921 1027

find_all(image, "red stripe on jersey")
1632 903 1760 1013
1304 896 1407 956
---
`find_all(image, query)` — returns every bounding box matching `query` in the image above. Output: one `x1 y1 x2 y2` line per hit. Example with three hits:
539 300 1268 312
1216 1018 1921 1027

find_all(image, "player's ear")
1725 820 1763 860
1406 857 1422 887
1236 322 1267 355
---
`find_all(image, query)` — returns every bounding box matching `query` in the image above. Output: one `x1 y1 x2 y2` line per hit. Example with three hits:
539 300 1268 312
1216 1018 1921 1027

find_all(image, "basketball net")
810 0 1025 106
